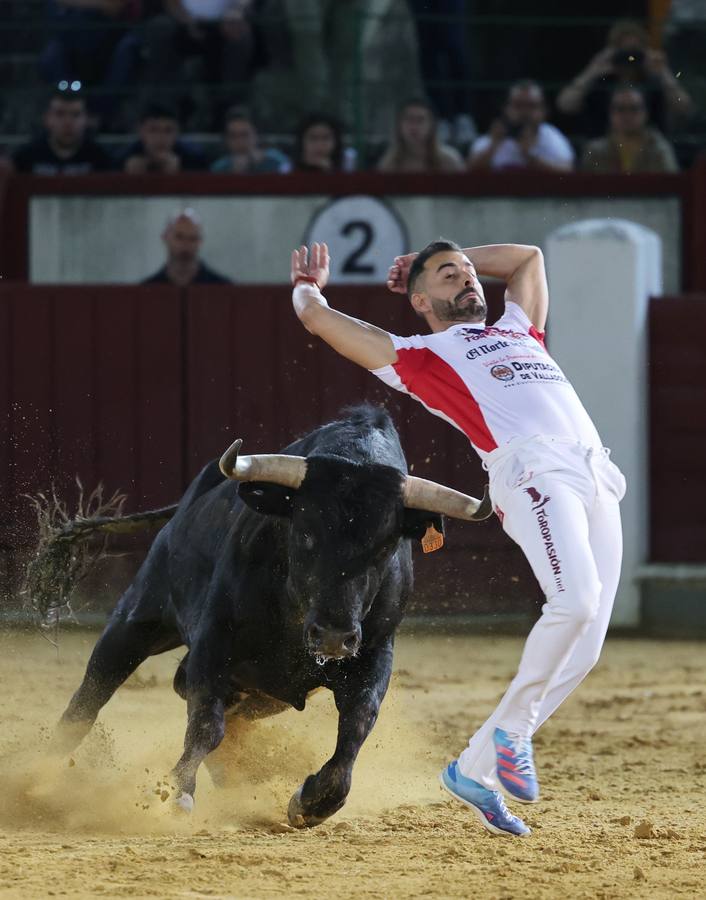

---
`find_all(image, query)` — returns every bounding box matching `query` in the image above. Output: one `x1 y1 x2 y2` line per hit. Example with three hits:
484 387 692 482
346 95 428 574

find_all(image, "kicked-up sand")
0 627 705 899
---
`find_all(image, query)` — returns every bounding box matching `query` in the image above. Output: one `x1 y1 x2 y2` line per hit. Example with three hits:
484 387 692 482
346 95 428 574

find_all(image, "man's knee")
549 578 602 629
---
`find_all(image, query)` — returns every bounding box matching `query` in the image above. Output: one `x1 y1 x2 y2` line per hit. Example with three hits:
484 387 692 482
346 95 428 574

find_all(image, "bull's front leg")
172 692 226 811
288 638 393 828
171 634 231 811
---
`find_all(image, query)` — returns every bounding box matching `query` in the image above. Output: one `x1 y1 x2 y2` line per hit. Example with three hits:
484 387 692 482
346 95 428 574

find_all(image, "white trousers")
458 437 626 789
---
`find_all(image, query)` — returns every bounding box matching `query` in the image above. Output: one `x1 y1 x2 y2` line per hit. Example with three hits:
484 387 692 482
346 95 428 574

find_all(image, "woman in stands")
377 99 464 173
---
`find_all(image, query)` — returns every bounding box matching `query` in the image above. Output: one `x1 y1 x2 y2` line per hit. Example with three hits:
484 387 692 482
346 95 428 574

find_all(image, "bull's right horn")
402 475 492 522
219 439 307 490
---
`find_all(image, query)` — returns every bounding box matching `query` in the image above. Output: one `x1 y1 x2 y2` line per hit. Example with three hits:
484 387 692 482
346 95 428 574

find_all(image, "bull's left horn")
219 439 307 489
402 476 492 522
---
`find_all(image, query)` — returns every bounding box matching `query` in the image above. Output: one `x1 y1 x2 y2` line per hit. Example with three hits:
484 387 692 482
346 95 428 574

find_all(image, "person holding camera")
581 86 679 174
468 80 574 173
556 18 692 139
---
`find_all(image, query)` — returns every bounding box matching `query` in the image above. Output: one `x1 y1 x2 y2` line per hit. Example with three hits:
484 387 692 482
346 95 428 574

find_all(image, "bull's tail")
23 486 179 626
50 505 179 541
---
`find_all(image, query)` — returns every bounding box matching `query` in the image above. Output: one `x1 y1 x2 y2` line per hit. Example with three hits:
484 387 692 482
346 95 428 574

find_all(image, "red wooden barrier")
0 285 183 565
649 295 706 561
4 284 703 614
1 281 537 614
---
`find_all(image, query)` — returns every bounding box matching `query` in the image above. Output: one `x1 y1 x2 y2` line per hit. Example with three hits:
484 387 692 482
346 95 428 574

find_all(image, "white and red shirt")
371 302 601 461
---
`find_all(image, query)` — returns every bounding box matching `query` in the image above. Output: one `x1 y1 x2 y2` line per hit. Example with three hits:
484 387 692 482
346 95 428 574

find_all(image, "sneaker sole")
438 774 530 837
498 784 540 805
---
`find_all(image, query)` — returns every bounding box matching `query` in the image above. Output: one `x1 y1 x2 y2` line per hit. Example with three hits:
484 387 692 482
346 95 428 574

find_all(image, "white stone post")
545 219 662 627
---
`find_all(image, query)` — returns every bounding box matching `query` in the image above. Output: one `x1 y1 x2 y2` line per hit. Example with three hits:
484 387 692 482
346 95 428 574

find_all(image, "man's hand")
291 242 330 290
488 118 508 144
517 124 538 157
386 252 418 295
291 244 397 370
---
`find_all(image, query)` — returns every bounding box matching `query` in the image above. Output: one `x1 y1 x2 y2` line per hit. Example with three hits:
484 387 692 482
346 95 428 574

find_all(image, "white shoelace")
505 732 535 776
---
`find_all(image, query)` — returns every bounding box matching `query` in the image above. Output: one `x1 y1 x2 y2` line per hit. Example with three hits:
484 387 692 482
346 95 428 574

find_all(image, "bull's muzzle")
305 621 362 663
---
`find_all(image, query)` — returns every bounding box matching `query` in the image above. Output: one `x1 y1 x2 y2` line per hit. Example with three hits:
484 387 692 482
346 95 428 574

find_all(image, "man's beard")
431 288 487 323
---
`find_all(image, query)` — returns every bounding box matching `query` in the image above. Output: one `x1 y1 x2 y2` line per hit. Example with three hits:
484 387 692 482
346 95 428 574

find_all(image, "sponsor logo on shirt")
466 339 511 360
490 364 515 381
458 326 528 342
511 361 568 384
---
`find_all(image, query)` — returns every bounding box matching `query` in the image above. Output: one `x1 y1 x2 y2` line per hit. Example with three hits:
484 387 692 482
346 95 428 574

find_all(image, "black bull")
54 405 486 826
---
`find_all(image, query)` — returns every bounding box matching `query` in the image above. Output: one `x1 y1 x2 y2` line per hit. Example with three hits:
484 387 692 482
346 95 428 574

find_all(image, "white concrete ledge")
636 564 706 582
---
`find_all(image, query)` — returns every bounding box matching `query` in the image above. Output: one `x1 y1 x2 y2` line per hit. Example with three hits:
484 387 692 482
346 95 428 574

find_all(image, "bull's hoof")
175 792 194 813
287 785 328 829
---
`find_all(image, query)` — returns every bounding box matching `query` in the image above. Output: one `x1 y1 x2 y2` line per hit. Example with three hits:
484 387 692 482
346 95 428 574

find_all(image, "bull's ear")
400 509 445 541
238 482 295 517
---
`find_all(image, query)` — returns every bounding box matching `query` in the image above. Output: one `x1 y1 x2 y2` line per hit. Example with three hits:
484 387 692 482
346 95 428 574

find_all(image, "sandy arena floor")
0 627 705 899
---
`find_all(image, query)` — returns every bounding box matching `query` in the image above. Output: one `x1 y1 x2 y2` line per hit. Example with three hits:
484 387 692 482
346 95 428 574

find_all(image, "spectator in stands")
408 0 477 148
294 114 347 172
250 0 425 139
39 0 142 125
142 209 232 284
122 102 207 172
140 0 255 128
210 108 291 173
11 89 112 174
468 80 574 172
556 19 693 138
377 99 464 173
581 86 679 174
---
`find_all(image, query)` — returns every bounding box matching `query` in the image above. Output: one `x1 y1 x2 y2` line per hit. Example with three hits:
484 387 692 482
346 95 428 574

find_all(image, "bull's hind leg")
55 616 180 754
289 639 394 828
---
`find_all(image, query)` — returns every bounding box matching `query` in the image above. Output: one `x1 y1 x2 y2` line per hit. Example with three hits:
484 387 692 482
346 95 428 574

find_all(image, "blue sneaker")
439 760 531 837
494 727 539 804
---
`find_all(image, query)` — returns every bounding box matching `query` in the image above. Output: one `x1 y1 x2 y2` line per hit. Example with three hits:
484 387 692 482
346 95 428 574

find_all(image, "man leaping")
290 240 626 837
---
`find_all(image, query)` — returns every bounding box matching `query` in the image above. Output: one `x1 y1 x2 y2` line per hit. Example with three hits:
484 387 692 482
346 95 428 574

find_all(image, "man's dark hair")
610 83 647 106
507 78 544 100
294 113 345 170
48 87 86 108
407 238 463 298
224 106 254 128
139 101 179 124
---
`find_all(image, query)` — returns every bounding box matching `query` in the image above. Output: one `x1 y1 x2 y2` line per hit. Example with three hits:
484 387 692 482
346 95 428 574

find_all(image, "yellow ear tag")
421 525 444 554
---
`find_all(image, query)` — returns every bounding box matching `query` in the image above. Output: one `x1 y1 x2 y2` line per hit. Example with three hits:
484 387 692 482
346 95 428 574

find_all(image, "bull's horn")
219 438 307 489
402 476 493 522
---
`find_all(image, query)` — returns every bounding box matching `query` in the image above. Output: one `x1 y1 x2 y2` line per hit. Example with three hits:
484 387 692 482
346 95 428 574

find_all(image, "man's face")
505 86 545 128
140 117 178 157
302 124 336 166
44 98 87 149
610 90 647 136
415 251 487 324
164 216 202 264
226 118 257 155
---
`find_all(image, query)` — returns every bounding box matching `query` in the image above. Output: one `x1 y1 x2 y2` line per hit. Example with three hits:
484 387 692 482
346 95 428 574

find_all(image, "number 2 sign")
304 196 409 284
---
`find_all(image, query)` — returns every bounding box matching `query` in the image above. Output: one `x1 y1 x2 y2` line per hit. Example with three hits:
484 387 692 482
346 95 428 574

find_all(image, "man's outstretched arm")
291 243 398 370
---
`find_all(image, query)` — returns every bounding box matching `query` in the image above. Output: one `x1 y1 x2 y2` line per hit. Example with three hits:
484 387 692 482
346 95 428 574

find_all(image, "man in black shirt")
142 209 231 285
122 102 207 173
12 90 112 175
